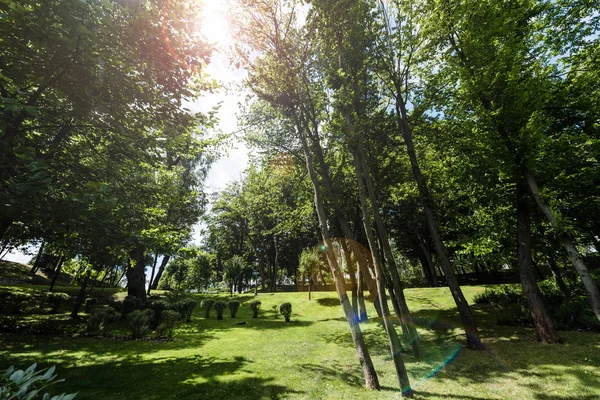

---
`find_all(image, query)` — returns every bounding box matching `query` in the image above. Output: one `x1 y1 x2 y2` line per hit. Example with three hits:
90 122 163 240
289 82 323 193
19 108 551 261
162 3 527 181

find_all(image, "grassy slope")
0 286 599 400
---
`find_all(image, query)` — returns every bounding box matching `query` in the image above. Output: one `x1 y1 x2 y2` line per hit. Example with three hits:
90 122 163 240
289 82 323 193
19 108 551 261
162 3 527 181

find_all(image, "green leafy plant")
213 301 227 320
176 299 197 322
122 298 136 318
249 300 261 318
279 302 292 322
86 308 118 336
156 310 179 339
228 300 240 318
0 292 30 314
145 300 170 328
84 297 97 314
127 309 153 339
0 363 77 400
44 292 70 314
201 299 215 318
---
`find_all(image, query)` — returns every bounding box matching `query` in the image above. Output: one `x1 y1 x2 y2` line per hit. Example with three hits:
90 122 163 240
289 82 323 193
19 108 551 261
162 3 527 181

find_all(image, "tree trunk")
342 239 359 319
517 184 560 343
147 253 159 296
127 246 147 301
150 255 170 290
31 241 45 274
396 98 481 349
300 130 380 390
548 255 570 298
70 270 90 319
48 255 65 292
357 269 368 321
359 144 424 359
525 172 600 322
352 149 413 394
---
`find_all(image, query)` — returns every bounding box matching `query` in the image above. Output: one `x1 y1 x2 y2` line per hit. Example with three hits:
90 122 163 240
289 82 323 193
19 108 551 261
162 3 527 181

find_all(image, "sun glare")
200 1 232 47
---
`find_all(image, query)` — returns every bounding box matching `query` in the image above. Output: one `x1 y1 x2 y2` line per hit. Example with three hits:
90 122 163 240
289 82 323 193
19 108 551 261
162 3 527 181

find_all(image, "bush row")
199 300 292 322
473 280 600 331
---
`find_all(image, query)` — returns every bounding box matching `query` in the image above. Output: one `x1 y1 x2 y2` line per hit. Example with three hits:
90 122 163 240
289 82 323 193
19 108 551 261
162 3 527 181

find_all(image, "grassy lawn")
1 286 599 399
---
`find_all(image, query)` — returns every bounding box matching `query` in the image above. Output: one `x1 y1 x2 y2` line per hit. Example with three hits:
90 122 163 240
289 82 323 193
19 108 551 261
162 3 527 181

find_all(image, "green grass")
1 286 599 399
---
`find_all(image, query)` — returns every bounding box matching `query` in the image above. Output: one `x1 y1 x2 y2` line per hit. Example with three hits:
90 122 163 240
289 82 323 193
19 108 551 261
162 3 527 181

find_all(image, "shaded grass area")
0 287 599 399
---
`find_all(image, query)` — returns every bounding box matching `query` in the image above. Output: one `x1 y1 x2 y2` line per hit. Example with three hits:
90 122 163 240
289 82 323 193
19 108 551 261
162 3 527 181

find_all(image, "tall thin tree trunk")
357 269 368 321
517 184 560 343
147 253 159 296
352 149 413 395
396 98 481 349
150 255 170 290
70 270 91 319
547 255 569 298
342 239 359 319
49 255 65 292
299 130 380 390
359 145 424 359
525 172 600 322
31 241 45 274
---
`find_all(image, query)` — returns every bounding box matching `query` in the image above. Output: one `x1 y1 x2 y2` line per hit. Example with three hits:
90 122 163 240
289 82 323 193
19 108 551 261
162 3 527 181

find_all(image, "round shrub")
125 295 143 310
127 309 153 339
0 292 29 314
279 302 292 322
249 300 261 318
213 301 227 320
156 310 179 338
84 297 98 314
44 292 70 314
182 299 197 322
228 300 240 318
201 299 215 318
86 307 118 336
122 297 137 317
145 300 170 328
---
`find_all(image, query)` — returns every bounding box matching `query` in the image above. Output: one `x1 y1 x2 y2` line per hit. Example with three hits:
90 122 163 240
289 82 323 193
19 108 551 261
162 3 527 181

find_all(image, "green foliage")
228 300 240 318
249 300 261 318
127 309 153 339
145 300 170 328
0 292 29 314
200 299 215 318
156 310 179 339
475 281 600 330
83 298 97 314
0 364 77 400
122 298 137 317
279 302 292 322
213 301 227 320
44 292 70 314
174 299 197 322
86 308 118 337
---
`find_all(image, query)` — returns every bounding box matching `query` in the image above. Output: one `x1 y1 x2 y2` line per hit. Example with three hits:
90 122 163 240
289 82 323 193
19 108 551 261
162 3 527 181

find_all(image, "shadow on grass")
14 355 300 400
297 362 364 387
316 297 340 307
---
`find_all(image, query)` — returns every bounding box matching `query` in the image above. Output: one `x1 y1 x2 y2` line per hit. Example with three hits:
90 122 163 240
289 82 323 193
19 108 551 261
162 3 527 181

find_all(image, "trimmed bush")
228 300 240 318
84 297 98 314
145 300 170 328
249 300 261 318
45 292 70 314
156 310 179 338
122 297 137 318
0 364 77 400
125 295 143 310
201 299 215 318
178 299 197 322
0 292 29 314
213 301 227 320
86 307 118 336
127 309 153 338
279 302 292 322
474 280 600 331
